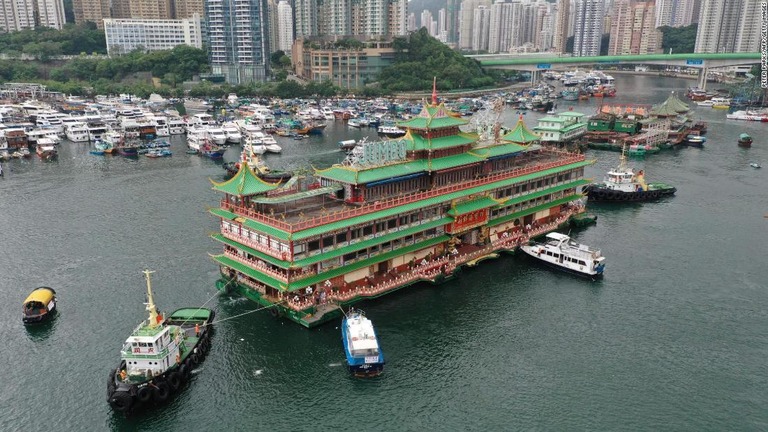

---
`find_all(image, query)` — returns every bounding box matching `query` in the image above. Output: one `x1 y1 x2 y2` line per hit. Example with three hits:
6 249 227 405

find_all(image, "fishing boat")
22 287 57 324
107 270 214 415
35 138 58 160
585 147 676 202
90 139 115 155
738 133 753 148
519 232 605 278
341 309 385 377
117 142 140 157
146 148 172 158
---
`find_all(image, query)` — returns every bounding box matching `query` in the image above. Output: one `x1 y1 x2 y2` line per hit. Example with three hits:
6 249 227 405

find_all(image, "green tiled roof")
316 141 527 185
447 195 500 216
537 116 565 123
558 112 585 117
211 164 282 197
406 131 478 151
251 185 343 204
397 102 469 130
210 207 237 220
501 118 540 144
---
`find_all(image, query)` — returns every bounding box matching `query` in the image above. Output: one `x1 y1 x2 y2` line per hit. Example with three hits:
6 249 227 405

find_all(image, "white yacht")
261 134 281 153
152 116 170 137
65 122 90 142
321 106 335 120
222 123 242 143
186 113 215 131
520 232 606 278
186 126 208 150
207 127 227 145
168 116 186 135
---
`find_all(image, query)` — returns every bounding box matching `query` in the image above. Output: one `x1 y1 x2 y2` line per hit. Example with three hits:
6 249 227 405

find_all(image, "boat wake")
328 363 343 367
253 369 264 376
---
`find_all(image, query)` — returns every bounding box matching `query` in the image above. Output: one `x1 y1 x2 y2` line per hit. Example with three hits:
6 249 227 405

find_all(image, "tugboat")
519 232 606 278
585 146 676 202
738 133 753 148
107 270 214 415
341 309 385 377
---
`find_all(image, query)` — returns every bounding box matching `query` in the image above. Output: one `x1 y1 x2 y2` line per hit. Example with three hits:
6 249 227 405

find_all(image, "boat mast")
143 269 160 328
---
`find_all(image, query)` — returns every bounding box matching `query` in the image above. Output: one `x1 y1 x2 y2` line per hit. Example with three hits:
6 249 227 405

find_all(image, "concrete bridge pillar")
697 67 708 90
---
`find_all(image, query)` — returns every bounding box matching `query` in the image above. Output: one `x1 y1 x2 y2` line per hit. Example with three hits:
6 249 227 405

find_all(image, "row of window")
541 250 587 266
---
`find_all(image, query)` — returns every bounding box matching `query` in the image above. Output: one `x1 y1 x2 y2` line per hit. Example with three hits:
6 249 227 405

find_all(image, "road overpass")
468 53 761 90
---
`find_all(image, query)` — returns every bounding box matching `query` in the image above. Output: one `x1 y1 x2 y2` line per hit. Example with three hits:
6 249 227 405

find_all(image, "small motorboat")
750 162 761 169
22 287 57 324
341 308 385 378
738 133 753 148
684 134 706 147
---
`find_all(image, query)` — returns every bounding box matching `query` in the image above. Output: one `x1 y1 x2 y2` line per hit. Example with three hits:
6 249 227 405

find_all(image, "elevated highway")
468 53 761 90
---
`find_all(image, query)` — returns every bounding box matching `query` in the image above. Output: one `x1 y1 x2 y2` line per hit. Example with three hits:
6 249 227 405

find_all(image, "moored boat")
341 309 385 377
106 270 214 416
585 147 675 202
22 287 57 324
738 133 752 148
35 138 58 160
519 232 605 278
684 134 706 147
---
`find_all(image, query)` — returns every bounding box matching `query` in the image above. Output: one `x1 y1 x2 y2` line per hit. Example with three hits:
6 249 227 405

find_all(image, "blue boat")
341 309 385 377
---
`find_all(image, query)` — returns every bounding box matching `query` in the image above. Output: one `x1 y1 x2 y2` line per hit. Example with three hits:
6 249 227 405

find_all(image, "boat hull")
341 316 385 378
585 185 676 202
107 309 214 416
738 139 752 148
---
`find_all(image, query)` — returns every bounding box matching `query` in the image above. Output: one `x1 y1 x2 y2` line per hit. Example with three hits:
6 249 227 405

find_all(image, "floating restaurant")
208 95 593 327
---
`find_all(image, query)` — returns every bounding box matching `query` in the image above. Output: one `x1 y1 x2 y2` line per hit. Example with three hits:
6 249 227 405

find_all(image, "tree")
659 24 698 54
270 50 286 65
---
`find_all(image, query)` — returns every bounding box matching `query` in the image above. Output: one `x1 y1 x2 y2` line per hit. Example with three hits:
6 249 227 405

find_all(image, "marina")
1 74 767 430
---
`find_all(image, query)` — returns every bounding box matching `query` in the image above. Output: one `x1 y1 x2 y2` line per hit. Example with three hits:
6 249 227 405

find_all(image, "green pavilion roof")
211 164 282 196
397 102 469 129
649 102 681 117
447 195 501 216
501 117 541 144
315 141 529 185
662 92 690 113
405 130 478 151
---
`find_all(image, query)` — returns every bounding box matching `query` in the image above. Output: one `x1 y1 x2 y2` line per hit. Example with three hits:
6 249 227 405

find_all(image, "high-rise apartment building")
694 0 757 53
655 0 696 28
205 0 269 83
37 0 67 29
458 0 491 50
488 0 520 54
388 0 407 36
73 0 110 28
0 0 66 32
294 0 318 37
267 0 279 54
471 4 490 51
174 0 205 19
609 0 661 55
420 9 432 30
572 0 603 56
276 0 293 54
446 0 460 43
552 0 571 54
318 0 351 36
130 0 173 20
361 0 388 35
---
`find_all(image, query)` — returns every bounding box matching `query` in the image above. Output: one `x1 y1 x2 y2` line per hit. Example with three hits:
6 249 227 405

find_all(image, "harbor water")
1 75 767 431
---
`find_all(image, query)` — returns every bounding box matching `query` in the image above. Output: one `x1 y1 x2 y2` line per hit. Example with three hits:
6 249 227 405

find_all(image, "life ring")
168 372 182 391
191 353 200 364
109 392 133 412
152 382 170 403
137 386 152 403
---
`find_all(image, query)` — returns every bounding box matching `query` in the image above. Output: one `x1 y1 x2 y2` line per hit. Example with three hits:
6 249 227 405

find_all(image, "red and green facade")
209 103 592 327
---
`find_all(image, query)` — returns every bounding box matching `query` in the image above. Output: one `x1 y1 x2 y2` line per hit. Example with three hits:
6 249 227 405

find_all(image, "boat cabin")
346 317 380 357
121 325 179 379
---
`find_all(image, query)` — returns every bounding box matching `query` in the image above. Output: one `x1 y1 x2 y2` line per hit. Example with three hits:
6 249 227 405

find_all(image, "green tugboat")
107 270 214 415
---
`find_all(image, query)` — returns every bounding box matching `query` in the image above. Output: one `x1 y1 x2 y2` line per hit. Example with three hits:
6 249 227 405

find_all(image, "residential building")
129 0 173 20
488 0 520 54
267 0 279 54
205 0 269 83
471 5 491 52
694 0 756 53
572 0 604 56
362 0 388 36
609 0 661 55
655 0 697 28
552 0 570 54
276 0 293 54
73 0 110 28
174 0 205 19
291 38 397 88
388 0 407 36
0 0 35 32
319 0 351 36
37 0 67 29
446 0 460 43
294 0 318 37
104 14 203 55
458 0 491 50
420 9 432 31
407 12 416 32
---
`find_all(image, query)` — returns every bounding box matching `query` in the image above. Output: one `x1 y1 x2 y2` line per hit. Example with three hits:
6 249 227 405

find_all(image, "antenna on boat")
143 269 160 328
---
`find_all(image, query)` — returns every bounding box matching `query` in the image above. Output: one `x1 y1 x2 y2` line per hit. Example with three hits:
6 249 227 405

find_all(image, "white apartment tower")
552 0 571 54
205 0 269 83
572 0 603 56
37 0 67 29
459 0 491 50
388 0 407 36
488 0 520 54
276 0 293 54
0 0 66 32
361 0 388 35
471 4 491 51
104 15 203 55
420 9 433 31
694 0 755 53
608 0 661 55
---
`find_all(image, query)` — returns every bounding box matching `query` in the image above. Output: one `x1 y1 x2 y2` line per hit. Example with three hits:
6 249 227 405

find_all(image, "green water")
1 75 767 431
